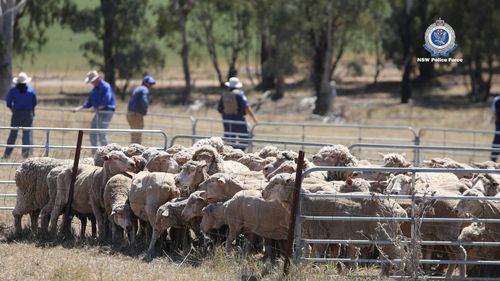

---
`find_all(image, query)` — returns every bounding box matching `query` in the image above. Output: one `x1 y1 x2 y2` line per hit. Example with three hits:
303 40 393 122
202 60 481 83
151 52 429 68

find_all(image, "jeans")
222 117 250 151
90 111 114 153
491 122 500 161
4 110 34 158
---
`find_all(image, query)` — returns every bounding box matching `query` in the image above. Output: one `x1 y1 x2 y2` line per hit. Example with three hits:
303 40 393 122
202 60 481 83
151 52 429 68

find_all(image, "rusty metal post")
62 130 83 237
283 150 305 275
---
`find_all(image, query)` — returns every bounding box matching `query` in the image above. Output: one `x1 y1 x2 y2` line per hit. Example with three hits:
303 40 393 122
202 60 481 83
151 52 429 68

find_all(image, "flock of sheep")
10 137 500 278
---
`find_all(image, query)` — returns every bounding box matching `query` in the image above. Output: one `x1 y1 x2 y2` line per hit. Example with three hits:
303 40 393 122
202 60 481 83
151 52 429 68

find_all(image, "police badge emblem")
423 18 457 57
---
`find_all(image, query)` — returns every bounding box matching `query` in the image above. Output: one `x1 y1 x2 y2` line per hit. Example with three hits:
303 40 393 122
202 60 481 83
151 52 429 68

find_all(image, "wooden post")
283 150 305 275
62 130 83 237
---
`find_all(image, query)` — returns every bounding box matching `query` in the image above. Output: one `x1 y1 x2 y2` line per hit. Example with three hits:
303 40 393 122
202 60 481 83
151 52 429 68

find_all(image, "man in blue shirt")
3 72 37 159
217 77 257 151
127 75 156 144
73 70 116 153
491 95 500 161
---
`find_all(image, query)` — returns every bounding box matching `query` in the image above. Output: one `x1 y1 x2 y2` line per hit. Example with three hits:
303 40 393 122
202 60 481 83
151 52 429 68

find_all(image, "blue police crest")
423 18 457 57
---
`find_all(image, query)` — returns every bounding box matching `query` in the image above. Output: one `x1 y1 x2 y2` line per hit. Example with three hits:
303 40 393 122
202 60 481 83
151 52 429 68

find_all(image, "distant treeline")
0 0 499 114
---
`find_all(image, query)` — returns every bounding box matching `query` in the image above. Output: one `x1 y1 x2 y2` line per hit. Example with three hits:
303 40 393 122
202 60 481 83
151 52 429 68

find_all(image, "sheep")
472 161 500 170
181 191 208 222
470 174 500 196
48 151 136 238
193 137 225 154
103 173 136 246
192 145 250 175
198 173 266 203
425 157 474 178
144 151 180 173
222 148 245 161
257 146 280 158
175 160 210 195
237 154 275 171
339 178 370 193
166 144 186 155
129 171 180 243
380 152 412 168
311 145 358 181
261 173 407 276
13 157 78 236
262 151 299 179
124 143 147 157
94 143 124 166
385 173 463 195
265 159 327 181
147 197 201 256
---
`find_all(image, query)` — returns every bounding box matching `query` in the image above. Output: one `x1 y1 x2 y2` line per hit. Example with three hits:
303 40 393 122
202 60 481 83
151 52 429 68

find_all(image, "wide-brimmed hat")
224 77 243 89
12 72 32 84
84 70 100 84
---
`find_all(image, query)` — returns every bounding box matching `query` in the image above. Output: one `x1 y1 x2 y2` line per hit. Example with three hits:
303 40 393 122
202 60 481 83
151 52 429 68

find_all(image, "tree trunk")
179 9 191 104
401 0 413 104
199 7 223 87
0 0 18 100
415 0 433 83
257 26 275 91
101 0 116 93
312 4 334 116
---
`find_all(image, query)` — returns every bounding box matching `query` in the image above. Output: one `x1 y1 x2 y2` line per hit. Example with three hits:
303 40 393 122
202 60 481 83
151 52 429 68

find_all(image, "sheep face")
222 149 245 161
200 203 224 233
152 205 176 236
175 161 208 193
472 174 500 196
258 146 279 158
380 153 411 167
385 174 412 195
266 160 296 180
131 155 147 173
110 205 133 232
238 154 269 171
102 151 136 174
124 143 146 157
312 145 356 167
146 152 180 173
454 189 485 216
339 178 370 193
198 174 230 202
262 173 294 204
181 191 207 221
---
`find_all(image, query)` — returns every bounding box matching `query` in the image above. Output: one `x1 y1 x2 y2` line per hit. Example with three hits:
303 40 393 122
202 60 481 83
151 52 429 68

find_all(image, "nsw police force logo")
423 18 457 57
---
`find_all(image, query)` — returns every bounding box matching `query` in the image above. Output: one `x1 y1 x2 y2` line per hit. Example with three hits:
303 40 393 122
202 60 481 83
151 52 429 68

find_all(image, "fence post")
410 171 419 278
44 130 50 157
284 150 305 275
62 130 83 238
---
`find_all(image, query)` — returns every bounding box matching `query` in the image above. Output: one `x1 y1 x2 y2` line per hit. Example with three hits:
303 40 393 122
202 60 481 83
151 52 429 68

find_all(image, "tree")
300 0 368 115
0 0 60 99
157 0 195 104
62 0 164 99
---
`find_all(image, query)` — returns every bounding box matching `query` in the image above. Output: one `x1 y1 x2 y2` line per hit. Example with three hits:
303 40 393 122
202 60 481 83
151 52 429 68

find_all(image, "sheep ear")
346 177 353 186
217 177 226 184
109 210 116 219
285 178 291 184
401 153 406 157
199 191 207 199
102 155 110 161
378 152 385 158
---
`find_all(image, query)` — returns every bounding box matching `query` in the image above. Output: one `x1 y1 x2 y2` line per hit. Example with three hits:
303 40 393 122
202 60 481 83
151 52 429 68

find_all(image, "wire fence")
292 166 500 279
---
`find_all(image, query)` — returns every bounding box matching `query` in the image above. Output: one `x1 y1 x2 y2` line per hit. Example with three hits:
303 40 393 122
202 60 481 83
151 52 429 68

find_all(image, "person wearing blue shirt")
73 70 116 153
491 95 500 161
127 75 156 144
217 77 257 151
2 72 37 159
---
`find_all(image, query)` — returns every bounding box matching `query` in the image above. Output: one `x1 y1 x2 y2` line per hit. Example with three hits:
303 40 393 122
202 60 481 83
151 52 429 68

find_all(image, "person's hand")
72 107 80 113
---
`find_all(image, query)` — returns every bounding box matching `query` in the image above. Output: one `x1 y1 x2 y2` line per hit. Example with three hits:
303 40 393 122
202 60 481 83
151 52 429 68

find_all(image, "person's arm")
73 94 91 112
245 106 258 124
6 89 14 112
217 96 224 115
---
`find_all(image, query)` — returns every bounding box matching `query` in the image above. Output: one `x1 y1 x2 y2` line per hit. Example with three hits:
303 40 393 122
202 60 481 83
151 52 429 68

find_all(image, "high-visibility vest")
221 89 241 115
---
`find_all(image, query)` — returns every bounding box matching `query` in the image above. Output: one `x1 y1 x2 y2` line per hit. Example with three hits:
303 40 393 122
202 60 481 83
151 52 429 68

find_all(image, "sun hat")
143 75 156 85
12 72 32 84
224 77 243 89
84 70 100 84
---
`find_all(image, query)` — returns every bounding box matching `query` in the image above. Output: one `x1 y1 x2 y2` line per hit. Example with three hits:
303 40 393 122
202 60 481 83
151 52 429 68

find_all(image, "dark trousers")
4 110 34 158
492 122 500 161
222 117 250 151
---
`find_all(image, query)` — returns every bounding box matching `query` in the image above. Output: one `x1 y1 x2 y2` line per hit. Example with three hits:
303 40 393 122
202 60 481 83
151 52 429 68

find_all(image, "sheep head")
175 160 209 194
102 151 136 175
145 151 180 173
312 145 358 167
262 173 295 207
380 152 412 168
200 202 225 233
181 191 207 221
453 188 485 217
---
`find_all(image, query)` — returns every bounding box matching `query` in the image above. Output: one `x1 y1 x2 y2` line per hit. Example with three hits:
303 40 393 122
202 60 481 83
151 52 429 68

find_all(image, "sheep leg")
90 216 97 238
346 245 359 271
13 213 22 237
49 205 64 236
39 205 52 236
91 202 106 242
29 210 40 234
79 215 87 238
445 246 467 277
225 228 239 254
